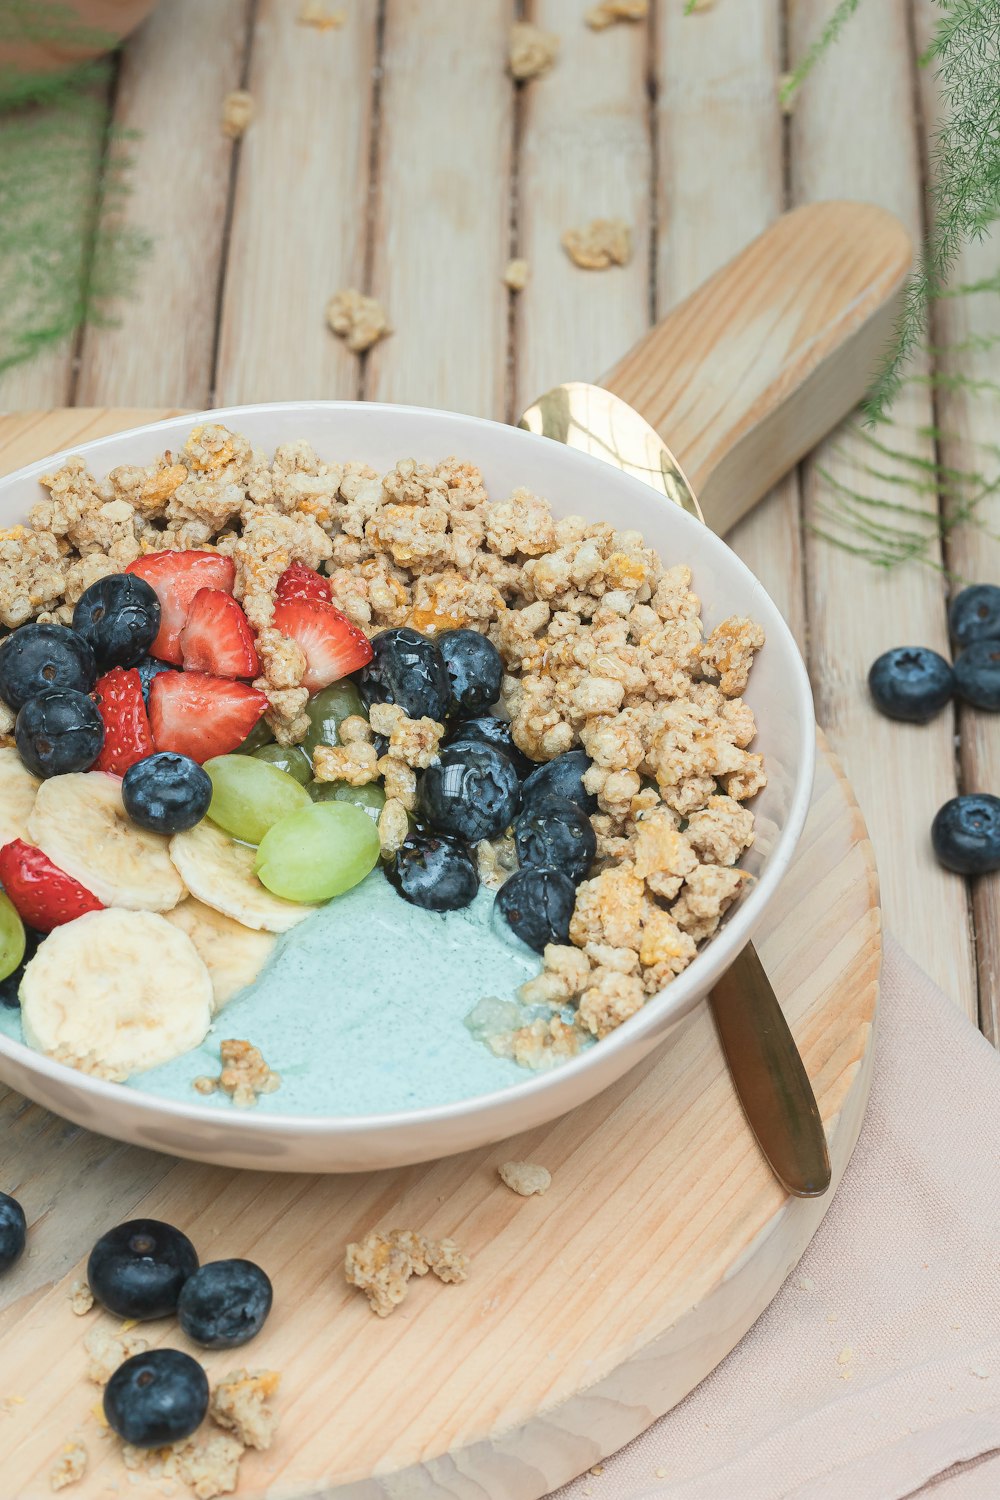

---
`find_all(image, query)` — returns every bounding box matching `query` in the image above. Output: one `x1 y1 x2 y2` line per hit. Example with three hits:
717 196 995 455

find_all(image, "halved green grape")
306 779 386 823
254 802 380 902
302 681 365 760
252 743 313 785
204 754 310 846
236 719 275 755
0 892 26 984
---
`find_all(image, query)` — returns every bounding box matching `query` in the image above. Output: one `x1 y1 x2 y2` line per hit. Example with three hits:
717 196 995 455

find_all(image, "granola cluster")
193 1038 281 1106
345 1227 469 1317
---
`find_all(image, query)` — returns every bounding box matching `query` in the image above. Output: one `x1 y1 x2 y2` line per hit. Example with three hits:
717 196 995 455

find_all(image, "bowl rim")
0 399 817 1137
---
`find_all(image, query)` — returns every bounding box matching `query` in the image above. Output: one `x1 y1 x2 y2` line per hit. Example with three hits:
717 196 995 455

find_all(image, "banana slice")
169 819 315 934
27 772 185 912
0 747 40 848
163 897 277 1012
20 909 213 1077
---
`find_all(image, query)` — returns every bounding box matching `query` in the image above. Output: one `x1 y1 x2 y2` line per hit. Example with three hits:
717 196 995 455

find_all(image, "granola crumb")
50 1442 87 1491
176 1430 245 1498
325 288 391 353
194 1039 280 1107
221 90 254 140
377 796 409 858
68 1278 94 1316
83 1326 150 1385
498 1161 551 1196
209 1369 281 1451
503 258 530 292
297 0 345 28
508 20 559 80
345 1228 469 1317
585 0 648 28
561 219 632 270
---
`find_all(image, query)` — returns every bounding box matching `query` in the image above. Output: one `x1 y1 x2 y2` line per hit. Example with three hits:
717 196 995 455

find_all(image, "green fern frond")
779 0 863 103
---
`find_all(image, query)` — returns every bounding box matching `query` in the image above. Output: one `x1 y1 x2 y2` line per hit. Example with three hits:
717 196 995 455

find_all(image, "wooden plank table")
0 0 996 1038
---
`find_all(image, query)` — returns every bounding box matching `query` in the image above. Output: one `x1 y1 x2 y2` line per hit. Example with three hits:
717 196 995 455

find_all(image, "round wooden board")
0 737 879 1500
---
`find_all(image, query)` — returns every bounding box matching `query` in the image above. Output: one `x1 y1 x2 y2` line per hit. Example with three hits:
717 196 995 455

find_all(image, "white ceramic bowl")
0 402 815 1171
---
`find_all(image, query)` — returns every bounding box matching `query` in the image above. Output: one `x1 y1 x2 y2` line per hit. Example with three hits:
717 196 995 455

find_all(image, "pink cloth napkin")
551 936 1000 1500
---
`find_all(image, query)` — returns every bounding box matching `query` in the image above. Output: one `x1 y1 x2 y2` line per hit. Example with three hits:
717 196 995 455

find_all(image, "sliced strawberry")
275 563 332 607
180 589 260 679
149 671 268 763
0 839 103 932
92 667 154 776
271 599 372 693
125 551 236 665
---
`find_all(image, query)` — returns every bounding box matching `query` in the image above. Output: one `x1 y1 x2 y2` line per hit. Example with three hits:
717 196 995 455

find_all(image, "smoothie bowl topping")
0 422 765 1109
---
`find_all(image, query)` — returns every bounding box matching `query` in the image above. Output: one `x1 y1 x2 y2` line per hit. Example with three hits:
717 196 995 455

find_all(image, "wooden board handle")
599 201 913 534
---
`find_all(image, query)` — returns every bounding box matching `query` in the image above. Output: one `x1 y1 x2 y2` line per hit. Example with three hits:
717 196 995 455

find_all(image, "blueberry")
514 796 596 884
0 622 96 711
122 753 212 835
437 629 503 719
103 1349 208 1449
177 1259 273 1348
358 627 450 721
15 689 104 778
0 1191 27 1273
954 641 1000 711
72 574 161 671
494 867 576 952
444 714 534 779
520 750 597 816
0 927 43 1009
87 1218 198 1320
417 743 520 842
949 584 1000 649
385 831 479 911
867 647 954 723
136 656 177 707
931 794 1000 874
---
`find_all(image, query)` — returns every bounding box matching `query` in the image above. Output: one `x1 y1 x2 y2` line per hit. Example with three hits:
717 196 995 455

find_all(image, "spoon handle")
599 201 912 535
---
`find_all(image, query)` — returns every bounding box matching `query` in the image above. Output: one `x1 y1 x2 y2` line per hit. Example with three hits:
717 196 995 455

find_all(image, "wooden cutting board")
0 411 880 1500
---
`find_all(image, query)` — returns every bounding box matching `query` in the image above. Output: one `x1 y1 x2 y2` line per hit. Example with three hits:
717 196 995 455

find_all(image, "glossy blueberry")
135 655 177 708
867 647 954 723
122 753 212 835
15 689 104 778
72 574 161 671
514 796 596 884
437 629 504 719
417 743 520 843
931 794 1000 875
358 627 450 721
103 1349 209 1449
87 1218 198 1320
177 1259 273 1349
948 584 1000 649
520 749 597 816
0 622 96 711
494 867 576 952
0 926 43 1009
444 714 534 779
385 831 479 911
954 641 1000 711
0 1191 27 1273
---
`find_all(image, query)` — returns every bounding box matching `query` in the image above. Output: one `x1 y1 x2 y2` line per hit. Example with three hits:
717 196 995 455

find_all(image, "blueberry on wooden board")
0 1192 27 1273
953 641 1000 711
177 1259 273 1349
103 1349 209 1448
948 584 1000 649
931 795 1000 875
867 647 954 723
87 1218 198 1320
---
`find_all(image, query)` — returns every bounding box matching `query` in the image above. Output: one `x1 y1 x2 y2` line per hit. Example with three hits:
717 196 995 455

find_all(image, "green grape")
236 719 275 755
204 755 310 845
306 779 386 823
301 681 365 760
0 891 26 984
254 802 380 903
252 744 313 785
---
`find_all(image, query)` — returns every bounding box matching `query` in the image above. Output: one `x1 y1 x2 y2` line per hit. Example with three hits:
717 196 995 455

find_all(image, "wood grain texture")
365 0 515 418
789 0 977 1020
214 0 379 404
75 0 250 408
0 730 878 1500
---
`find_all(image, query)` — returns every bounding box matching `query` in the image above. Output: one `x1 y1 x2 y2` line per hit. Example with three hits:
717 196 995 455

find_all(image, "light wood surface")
0 734 878 1500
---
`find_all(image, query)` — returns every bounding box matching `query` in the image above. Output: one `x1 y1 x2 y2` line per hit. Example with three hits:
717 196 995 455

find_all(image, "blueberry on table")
953 641 1000 711
0 1191 27 1273
135 655 177 708
177 1259 273 1349
867 647 954 723
122 752 213 835
15 689 104 778
494 867 576 952
358 627 450 722
445 713 534 779
438 629 504 719
514 796 596 884
520 749 597 815
385 831 479 911
87 1218 198 1320
948 584 1000 649
931 794 1000 875
0 622 97 710
72 574 161 671
417 743 520 843
103 1349 209 1449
